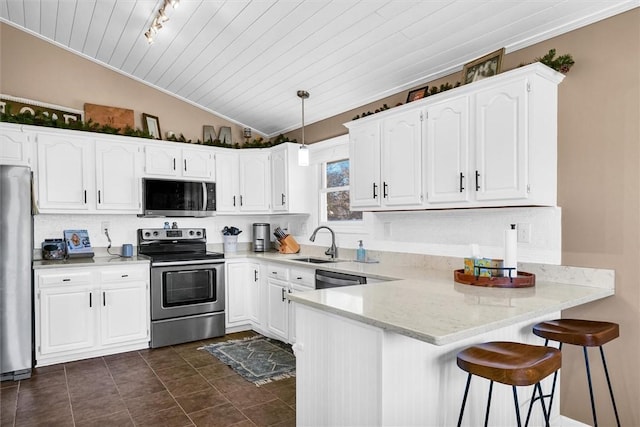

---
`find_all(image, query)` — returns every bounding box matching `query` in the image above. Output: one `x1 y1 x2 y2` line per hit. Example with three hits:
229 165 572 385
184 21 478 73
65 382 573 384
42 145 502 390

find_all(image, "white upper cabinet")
425 96 470 204
36 132 93 211
473 79 528 201
144 144 213 180
216 149 271 213
348 109 423 210
348 62 564 211
239 151 271 212
270 143 312 213
95 139 141 212
0 124 33 166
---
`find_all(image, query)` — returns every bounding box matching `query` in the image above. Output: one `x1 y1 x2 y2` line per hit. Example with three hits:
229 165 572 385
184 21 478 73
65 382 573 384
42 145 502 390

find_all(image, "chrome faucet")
309 226 338 259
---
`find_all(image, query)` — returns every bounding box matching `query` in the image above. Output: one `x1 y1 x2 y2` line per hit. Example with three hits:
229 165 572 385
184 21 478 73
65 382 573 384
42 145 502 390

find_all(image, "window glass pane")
326 159 349 188
327 191 363 221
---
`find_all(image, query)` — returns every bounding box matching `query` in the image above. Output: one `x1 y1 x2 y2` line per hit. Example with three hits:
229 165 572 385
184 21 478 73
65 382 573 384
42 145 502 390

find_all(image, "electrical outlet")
517 223 531 243
101 221 110 233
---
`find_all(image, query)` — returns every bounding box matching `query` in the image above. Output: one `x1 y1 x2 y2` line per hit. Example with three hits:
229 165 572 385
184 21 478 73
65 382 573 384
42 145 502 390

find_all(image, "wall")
2 8 639 425
292 9 640 426
0 23 256 144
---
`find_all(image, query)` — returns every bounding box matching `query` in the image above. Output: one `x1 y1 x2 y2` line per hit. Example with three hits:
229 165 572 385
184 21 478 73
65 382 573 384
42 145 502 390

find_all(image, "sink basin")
291 257 339 264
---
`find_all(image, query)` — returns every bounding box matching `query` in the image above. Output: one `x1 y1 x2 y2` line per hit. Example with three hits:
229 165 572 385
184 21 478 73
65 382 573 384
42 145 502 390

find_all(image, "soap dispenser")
356 240 366 262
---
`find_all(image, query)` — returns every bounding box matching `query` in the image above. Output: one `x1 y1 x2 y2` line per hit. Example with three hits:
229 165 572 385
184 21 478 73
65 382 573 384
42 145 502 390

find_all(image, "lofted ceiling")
1 0 637 137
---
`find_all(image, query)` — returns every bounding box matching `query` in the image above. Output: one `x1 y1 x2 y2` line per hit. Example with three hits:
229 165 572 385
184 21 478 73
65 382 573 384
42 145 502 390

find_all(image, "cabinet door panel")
0 126 31 166
426 97 470 203
182 149 213 179
381 110 423 206
349 122 381 209
101 282 148 346
475 80 528 201
36 134 91 210
266 279 288 340
39 286 95 355
239 152 270 212
215 151 239 212
144 146 179 176
95 141 140 211
271 147 288 212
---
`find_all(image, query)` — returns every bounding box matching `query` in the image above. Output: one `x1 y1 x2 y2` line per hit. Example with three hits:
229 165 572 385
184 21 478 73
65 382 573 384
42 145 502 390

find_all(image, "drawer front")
289 268 314 289
100 266 148 283
267 264 289 281
37 271 92 287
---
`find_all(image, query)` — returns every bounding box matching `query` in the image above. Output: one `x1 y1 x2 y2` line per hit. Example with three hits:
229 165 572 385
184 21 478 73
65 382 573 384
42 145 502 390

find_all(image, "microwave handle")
202 182 207 211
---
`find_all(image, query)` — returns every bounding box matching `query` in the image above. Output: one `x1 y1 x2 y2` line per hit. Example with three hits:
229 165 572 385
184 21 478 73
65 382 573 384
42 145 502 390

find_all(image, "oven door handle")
152 260 225 267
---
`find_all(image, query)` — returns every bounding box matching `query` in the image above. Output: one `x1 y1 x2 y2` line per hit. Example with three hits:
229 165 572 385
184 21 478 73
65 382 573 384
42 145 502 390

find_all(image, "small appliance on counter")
273 227 300 254
252 223 270 252
41 239 66 260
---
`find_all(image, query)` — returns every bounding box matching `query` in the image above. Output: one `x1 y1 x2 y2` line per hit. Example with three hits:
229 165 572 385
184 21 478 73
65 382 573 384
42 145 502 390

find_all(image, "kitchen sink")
291 257 339 264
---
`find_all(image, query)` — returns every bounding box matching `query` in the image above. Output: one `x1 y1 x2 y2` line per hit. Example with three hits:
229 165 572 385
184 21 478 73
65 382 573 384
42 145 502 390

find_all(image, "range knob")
189 230 195 236
144 232 151 237
153 231 159 236
196 231 202 236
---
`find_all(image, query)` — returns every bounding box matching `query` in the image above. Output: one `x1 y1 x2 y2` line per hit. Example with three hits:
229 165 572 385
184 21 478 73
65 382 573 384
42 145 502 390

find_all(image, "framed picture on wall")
406 86 429 103
462 48 504 85
142 113 161 139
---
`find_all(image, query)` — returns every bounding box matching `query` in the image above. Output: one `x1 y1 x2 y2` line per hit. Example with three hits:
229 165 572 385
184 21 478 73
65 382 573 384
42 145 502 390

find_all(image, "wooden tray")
453 269 535 288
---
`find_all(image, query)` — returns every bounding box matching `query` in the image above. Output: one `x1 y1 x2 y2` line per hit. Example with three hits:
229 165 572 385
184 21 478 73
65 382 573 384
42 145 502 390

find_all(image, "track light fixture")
144 0 180 45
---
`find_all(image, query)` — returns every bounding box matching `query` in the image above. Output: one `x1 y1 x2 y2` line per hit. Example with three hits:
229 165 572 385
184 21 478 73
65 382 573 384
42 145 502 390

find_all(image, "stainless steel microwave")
142 178 215 217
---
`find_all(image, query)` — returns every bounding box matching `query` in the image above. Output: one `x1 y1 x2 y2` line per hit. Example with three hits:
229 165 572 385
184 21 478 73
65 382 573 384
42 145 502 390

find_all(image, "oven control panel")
139 228 206 241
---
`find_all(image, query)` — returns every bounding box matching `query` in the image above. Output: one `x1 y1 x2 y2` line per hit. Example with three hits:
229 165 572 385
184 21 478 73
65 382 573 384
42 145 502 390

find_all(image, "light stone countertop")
229 250 615 346
33 255 150 269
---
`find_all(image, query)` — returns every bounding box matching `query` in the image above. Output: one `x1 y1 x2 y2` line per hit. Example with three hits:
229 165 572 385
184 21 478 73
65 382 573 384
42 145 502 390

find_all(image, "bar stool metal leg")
457 373 472 427
484 381 494 427
583 347 599 426
512 385 522 427
525 340 561 427
600 346 621 427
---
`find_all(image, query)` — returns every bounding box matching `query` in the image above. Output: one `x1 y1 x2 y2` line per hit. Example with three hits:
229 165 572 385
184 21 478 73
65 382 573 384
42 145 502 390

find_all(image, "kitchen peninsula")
287 261 614 426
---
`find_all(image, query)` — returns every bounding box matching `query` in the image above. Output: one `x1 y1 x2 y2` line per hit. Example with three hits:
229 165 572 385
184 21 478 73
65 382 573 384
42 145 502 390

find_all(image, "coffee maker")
252 223 270 252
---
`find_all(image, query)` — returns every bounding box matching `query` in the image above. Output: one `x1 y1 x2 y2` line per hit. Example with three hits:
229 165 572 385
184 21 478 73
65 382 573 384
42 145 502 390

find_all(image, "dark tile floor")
0 331 296 427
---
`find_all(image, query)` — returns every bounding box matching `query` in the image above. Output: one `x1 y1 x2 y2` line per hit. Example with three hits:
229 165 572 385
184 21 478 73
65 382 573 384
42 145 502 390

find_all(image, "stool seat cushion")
457 341 561 386
533 319 619 347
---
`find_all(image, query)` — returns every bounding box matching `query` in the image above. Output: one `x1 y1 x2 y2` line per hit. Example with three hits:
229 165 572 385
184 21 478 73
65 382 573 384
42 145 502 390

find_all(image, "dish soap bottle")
356 240 366 262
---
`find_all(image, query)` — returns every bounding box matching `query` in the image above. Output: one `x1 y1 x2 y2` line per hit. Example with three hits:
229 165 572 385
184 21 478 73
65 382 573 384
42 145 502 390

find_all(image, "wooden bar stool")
456 341 561 427
528 319 620 427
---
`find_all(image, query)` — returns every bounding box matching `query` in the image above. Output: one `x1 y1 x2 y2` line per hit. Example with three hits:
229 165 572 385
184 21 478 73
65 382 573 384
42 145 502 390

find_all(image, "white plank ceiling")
1 0 637 137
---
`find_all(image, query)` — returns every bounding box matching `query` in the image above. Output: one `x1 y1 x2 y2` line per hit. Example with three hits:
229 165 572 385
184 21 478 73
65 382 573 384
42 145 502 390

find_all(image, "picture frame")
142 113 161 139
63 229 94 258
406 86 429 103
462 48 505 85
203 125 216 143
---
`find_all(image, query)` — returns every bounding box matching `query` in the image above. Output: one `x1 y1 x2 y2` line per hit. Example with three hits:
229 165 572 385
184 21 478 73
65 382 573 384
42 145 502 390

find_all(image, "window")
320 159 363 223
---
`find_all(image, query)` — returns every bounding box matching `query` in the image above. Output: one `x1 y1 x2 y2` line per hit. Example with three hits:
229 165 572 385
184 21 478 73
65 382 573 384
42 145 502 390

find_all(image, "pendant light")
297 90 310 166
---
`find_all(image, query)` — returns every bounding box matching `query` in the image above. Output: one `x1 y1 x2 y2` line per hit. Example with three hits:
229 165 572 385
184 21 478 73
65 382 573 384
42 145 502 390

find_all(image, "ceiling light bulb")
169 0 180 9
157 8 169 23
298 145 309 166
145 30 154 44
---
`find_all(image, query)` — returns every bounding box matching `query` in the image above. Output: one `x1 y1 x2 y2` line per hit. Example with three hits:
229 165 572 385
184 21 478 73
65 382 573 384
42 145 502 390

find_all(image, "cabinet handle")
240 195 243 206
459 172 465 193
184 159 187 172
89 293 92 308
272 271 277 275
84 190 87 204
62 278 71 282
372 182 378 199
98 190 101 204
383 182 388 198
173 158 176 170
288 289 292 304
233 196 236 207
121 274 128 278
281 193 286 206
281 287 286 302
254 270 258 282
475 171 480 191
103 291 106 306
296 276 302 280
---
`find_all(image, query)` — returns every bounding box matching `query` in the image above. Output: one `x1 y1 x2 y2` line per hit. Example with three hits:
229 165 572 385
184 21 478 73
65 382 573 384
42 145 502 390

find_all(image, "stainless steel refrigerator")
0 165 33 380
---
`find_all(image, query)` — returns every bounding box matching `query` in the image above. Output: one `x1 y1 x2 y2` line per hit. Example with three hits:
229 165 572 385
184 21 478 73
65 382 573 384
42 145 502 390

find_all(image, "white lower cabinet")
225 260 314 344
34 264 150 366
225 260 261 329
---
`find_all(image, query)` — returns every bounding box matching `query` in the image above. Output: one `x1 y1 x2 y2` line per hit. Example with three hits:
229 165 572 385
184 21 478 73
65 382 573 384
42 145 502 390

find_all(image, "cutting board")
84 103 134 131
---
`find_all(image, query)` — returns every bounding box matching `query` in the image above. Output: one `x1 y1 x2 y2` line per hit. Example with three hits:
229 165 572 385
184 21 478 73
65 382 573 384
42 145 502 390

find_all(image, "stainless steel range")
138 228 225 348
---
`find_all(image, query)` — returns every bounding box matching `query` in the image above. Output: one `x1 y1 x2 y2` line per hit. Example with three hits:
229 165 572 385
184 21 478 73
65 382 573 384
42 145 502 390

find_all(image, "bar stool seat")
456 341 561 427
531 319 620 427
